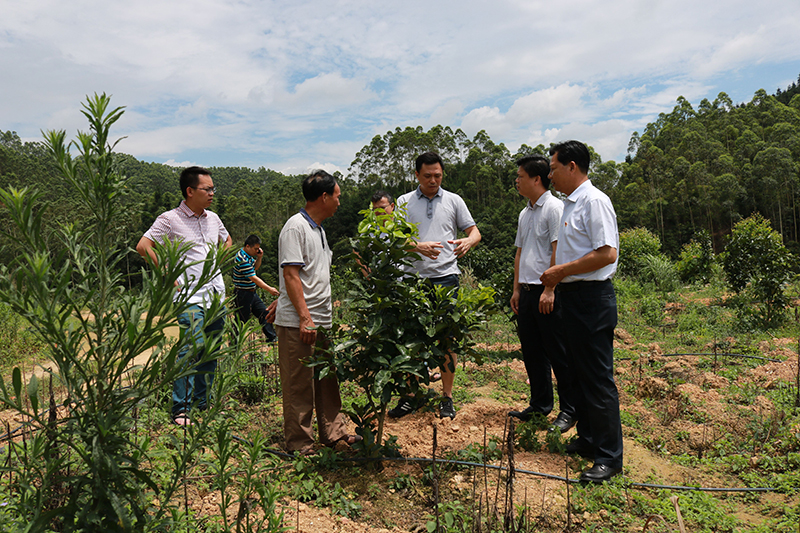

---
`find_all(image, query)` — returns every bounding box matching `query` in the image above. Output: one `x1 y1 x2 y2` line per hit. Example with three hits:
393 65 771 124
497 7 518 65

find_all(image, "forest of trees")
2 75 800 288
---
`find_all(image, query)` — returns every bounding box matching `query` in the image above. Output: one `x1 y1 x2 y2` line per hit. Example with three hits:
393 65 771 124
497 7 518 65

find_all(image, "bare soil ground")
5 327 798 532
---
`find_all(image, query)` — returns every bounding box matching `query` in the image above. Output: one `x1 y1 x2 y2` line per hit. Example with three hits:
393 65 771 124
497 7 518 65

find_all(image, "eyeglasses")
193 186 217 193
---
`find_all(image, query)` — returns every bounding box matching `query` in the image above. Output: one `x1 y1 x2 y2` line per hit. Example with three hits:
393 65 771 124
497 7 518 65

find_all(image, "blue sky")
2 0 799 176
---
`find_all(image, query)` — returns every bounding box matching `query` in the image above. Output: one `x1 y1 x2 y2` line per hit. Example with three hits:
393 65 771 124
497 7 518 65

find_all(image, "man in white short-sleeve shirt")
392 152 481 420
541 140 622 483
508 155 578 434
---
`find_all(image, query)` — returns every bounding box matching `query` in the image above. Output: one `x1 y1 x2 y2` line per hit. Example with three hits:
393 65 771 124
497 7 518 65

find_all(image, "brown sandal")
334 434 363 446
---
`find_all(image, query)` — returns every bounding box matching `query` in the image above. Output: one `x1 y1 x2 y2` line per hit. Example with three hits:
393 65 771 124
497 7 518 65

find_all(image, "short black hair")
371 190 393 204
244 234 261 247
515 155 551 190
549 141 590 175
415 152 444 173
179 166 212 199
302 170 337 202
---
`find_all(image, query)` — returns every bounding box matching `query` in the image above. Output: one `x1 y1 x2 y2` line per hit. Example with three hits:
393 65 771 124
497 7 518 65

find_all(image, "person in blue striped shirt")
233 234 279 342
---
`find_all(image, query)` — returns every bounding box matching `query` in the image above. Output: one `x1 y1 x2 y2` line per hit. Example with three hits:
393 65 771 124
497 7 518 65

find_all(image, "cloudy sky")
2 0 799 176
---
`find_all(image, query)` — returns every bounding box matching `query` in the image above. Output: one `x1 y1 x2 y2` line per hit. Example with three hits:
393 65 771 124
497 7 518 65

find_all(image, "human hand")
299 316 317 345
510 291 520 315
449 237 474 258
416 241 444 260
539 265 565 287
266 301 277 323
539 286 555 314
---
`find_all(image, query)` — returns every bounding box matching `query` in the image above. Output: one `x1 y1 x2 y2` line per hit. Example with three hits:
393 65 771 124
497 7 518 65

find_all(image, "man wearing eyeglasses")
136 166 232 426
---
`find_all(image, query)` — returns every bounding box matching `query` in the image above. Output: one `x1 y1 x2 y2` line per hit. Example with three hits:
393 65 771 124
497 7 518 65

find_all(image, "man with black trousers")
540 140 623 483
508 154 578 434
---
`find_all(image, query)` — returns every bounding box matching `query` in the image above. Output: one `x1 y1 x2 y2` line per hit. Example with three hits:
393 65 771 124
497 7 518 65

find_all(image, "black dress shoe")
580 464 622 483
565 438 594 459
549 412 577 433
508 406 540 422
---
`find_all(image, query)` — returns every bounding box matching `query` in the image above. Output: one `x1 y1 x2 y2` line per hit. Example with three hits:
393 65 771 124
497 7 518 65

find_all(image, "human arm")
249 274 280 296
510 247 521 315
538 241 558 314
223 234 233 249
253 246 263 270
448 224 481 258
136 236 158 266
249 246 279 295
282 264 316 345
137 235 182 287
539 245 617 287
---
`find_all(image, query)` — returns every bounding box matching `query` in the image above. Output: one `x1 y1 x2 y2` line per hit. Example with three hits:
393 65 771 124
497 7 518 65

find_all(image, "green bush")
722 214 794 328
676 230 715 284
639 253 680 293
0 95 254 532
619 227 662 278
638 294 665 327
231 373 268 405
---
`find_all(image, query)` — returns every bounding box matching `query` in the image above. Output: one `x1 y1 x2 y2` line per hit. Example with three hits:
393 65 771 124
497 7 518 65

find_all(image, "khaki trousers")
276 326 346 452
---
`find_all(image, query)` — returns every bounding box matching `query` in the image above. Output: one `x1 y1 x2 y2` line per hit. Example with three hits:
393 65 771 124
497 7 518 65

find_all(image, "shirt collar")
415 186 443 200
526 190 552 210
300 208 322 229
565 179 593 203
177 200 207 218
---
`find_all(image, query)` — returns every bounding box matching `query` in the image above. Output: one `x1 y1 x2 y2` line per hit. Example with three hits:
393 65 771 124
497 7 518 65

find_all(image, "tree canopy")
3 76 800 285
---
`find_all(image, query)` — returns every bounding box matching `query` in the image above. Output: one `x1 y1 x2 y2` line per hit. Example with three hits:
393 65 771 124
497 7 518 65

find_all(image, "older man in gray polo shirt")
273 170 361 454
391 151 481 420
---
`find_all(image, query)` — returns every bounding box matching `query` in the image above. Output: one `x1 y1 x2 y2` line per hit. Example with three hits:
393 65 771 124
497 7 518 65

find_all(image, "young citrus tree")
310 205 495 448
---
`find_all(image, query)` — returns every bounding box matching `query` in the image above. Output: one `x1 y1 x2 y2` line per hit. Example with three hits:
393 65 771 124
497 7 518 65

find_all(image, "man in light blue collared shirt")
392 152 481 420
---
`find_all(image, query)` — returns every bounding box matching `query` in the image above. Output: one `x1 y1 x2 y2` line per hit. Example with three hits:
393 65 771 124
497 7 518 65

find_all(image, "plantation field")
200 304 800 533
5 286 799 533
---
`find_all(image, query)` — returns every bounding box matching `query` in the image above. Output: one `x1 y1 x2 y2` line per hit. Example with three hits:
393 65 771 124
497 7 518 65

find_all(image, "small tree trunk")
376 403 388 446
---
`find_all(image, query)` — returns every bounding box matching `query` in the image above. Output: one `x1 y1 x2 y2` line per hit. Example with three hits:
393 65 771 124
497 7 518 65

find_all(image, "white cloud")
275 73 376 112
162 159 197 168
2 0 800 170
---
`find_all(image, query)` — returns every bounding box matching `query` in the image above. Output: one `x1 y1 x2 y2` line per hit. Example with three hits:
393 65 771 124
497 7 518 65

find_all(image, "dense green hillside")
3 76 800 285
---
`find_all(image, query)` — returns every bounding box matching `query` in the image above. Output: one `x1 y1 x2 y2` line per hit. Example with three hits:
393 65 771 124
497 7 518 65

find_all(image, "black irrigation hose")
0 418 782 493
653 352 780 363
1 402 785 494
247 441 778 493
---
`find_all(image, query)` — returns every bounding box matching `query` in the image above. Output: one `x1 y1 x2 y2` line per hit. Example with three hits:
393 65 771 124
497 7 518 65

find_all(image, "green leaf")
27 374 39 412
12 367 22 401
374 370 391 395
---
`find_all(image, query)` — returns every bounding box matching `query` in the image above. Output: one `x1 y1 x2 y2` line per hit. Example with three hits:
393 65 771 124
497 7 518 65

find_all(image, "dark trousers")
234 288 276 342
557 280 623 469
517 284 577 418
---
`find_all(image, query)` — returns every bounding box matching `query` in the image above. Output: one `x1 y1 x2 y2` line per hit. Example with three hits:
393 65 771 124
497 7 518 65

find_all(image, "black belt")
234 287 256 292
556 279 611 292
519 283 542 291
